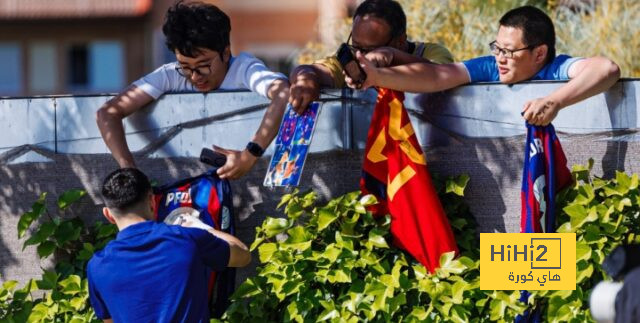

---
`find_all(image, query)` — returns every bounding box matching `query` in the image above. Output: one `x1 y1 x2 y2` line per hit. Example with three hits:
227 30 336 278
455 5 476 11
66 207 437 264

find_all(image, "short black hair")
101 168 151 213
499 6 556 65
354 0 407 39
163 1 231 57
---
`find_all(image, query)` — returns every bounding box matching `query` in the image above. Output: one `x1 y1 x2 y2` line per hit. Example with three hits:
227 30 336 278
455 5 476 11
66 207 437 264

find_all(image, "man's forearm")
548 57 620 110
253 79 290 149
97 106 136 168
290 64 335 88
372 62 469 93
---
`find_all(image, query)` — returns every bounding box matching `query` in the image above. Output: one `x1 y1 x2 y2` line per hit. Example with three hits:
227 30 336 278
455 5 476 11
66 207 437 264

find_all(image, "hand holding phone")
200 148 227 167
337 43 367 87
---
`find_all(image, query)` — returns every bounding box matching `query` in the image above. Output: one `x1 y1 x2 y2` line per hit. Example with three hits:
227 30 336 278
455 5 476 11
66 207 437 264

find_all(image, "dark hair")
101 168 151 213
499 5 556 65
354 0 406 39
163 1 231 57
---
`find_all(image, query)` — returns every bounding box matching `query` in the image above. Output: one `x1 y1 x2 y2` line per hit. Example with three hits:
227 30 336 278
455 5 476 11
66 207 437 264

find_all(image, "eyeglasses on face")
489 41 538 59
346 32 393 54
175 55 219 78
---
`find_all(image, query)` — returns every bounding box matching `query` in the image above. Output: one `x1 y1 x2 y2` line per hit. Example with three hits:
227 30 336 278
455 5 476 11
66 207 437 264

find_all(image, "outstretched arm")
96 85 154 168
216 78 290 179
522 56 620 125
288 64 336 113
346 51 470 93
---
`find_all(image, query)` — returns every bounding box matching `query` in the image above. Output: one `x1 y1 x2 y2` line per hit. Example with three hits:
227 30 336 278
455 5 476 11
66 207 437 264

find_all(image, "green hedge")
2 160 639 322
223 160 640 322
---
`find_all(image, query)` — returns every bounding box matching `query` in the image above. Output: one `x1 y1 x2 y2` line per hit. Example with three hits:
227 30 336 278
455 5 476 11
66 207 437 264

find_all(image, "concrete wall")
1 80 639 286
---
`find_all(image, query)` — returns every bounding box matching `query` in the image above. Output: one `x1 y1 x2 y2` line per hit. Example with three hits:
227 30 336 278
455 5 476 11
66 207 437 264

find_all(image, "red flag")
360 88 458 272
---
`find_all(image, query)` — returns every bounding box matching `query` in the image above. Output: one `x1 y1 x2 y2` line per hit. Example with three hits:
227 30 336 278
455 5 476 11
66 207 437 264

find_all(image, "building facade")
0 0 355 97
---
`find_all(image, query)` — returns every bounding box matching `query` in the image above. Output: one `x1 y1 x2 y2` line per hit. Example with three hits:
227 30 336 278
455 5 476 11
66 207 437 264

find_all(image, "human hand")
214 145 258 179
345 51 378 90
289 72 320 114
363 47 394 68
180 214 213 231
522 97 560 126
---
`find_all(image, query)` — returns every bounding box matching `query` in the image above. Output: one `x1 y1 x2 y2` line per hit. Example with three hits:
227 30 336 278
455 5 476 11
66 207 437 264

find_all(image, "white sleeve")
132 63 184 99
234 53 286 98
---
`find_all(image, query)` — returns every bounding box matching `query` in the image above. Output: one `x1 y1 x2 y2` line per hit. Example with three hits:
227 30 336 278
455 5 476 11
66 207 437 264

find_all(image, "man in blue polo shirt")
87 168 250 322
345 5 620 125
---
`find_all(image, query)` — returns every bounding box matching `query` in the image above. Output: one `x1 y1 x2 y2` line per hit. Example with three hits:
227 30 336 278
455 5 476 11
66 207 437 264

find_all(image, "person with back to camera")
87 168 250 322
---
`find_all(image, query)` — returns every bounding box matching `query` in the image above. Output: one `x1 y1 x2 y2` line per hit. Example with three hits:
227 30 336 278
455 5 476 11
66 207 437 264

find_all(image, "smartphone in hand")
337 43 367 86
200 148 227 167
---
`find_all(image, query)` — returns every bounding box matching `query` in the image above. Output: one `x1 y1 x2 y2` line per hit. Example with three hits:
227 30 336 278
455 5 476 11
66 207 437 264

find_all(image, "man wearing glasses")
288 0 454 113
345 5 620 126
97 1 289 179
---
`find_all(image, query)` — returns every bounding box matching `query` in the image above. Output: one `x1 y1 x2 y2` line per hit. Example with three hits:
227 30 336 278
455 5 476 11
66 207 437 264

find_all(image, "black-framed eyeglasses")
175 56 219 78
489 41 538 59
346 32 393 54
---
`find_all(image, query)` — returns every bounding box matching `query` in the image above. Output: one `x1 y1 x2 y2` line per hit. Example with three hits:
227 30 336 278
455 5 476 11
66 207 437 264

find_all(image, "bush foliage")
222 175 528 322
224 161 640 322
2 160 639 322
1 190 116 322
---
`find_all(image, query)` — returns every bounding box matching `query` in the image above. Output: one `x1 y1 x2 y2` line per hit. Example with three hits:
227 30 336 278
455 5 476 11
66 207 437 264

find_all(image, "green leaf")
249 236 264 252
28 303 50 322
451 280 466 304
54 219 82 245
359 194 377 207
564 204 587 220
321 244 341 263
263 217 290 238
438 251 466 276
37 270 59 290
277 193 294 209
327 269 351 283
17 192 47 238
317 207 338 231
258 243 277 263
576 242 592 262
58 275 82 295
2 280 18 292
232 278 262 298
489 299 507 321
576 263 594 284
23 221 57 250
446 174 470 196
367 229 389 249
630 173 639 190
36 241 56 258
408 307 429 320
286 226 311 243
57 189 86 209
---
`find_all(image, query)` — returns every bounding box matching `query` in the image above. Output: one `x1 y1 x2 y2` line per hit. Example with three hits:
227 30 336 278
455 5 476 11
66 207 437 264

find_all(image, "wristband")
246 141 265 157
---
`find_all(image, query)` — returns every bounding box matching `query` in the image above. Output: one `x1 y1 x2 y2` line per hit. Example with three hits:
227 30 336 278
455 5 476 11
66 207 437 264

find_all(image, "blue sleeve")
552 55 582 80
534 55 583 80
462 56 499 82
185 227 231 272
87 265 111 320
